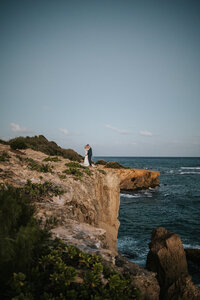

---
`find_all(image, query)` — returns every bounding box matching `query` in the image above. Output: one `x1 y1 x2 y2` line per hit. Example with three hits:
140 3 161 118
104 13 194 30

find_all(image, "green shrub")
95 159 107 165
10 138 28 150
8 240 141 300
25 158 54 173
65 162 92 176
0 151 10 162
0 139 9 145
84 167 92 176
65 162 83 168
105 161 128 169
0 184 49 298
59 174 67 180
43 156 61 162
24 179 64 198
9 135 82 162
97 169 106 175
63 167 83 180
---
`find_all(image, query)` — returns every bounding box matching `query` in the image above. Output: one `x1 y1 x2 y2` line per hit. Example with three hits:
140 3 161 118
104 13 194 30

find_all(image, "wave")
180 172 200 175
120 192 153 198
180 167 200 170
120 193 141 198
183 244 200 249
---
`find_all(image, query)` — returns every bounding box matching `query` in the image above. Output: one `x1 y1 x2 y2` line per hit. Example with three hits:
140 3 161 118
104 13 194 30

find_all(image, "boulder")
146 227 200 300
185 248 200 266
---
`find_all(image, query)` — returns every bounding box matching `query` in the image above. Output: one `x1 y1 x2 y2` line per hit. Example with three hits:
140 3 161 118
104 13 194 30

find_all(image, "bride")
84 145 90 166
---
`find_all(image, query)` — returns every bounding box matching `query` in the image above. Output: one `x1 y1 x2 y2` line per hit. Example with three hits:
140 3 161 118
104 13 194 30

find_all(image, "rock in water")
146 227 200 300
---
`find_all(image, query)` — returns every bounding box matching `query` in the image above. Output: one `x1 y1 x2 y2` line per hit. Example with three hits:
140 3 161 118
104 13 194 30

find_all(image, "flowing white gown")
84 149 89 166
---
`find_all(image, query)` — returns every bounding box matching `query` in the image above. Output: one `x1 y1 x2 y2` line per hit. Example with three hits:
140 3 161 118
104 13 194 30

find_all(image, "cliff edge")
0 144 160 299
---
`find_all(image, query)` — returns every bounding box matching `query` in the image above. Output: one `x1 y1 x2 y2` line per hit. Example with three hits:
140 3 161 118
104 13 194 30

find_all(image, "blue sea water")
94 157 200 285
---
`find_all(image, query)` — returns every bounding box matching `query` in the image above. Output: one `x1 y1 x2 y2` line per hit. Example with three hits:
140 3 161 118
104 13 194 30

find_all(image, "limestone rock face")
0 144 120 254
146 227 200 300
0 144 162 299
113 168 160 191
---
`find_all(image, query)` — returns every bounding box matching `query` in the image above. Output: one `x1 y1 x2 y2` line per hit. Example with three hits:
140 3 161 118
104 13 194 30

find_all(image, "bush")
43 156 61 162
0 139 9 145
0 185 49 298
63 167 83 180
0 151 10 162
97 169 106 175
8 240 141 300
24 179 65 198
10 138 28 150
105 161 128 169
95 160 107 165
25 158 54 173
9 135 82 162
65 162 83 168
65 162 92 177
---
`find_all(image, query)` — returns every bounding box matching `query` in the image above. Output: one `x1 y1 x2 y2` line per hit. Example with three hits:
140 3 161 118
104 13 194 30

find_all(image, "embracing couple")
84 144 92 167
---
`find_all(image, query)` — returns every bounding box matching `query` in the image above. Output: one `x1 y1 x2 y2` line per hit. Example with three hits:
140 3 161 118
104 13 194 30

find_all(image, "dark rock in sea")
185 248 200 267
121 251 137 260
95 159 107 165
146 227 200 300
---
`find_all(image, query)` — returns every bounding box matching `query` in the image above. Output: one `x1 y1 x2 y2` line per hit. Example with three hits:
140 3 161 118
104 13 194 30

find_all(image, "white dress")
84 149 89 166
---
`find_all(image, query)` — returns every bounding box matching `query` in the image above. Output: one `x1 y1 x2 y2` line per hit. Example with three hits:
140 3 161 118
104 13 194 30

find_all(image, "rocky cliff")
0 144 120 255
146 227 200 300
0 144 160 299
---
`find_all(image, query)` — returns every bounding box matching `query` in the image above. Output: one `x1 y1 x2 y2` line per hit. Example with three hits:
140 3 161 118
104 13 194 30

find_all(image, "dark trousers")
88 155 92 166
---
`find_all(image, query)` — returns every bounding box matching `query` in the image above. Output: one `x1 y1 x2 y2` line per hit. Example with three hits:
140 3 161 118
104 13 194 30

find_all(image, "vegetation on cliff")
8 135 82 162
0 184 141 300
96 160 129 169
0 151 10 162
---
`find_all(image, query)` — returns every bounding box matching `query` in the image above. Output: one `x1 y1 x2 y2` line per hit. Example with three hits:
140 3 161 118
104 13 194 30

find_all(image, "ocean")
94 156 200 285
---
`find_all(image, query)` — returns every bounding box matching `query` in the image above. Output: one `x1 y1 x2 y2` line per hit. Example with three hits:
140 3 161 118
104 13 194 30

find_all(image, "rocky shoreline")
0 143 199 299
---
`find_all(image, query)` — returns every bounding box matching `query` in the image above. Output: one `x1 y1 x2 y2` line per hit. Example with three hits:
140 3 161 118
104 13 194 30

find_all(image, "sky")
1 0 200 156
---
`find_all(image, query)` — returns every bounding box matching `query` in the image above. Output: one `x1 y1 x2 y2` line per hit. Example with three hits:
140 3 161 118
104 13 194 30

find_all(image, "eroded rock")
146 227 200 300
113 168 160 191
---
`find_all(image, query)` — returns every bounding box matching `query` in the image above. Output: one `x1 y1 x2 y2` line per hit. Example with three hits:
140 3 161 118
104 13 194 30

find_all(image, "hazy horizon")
1 0 200 157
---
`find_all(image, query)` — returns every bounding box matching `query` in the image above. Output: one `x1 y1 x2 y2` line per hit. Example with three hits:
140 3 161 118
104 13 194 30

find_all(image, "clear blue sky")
1 0 200 156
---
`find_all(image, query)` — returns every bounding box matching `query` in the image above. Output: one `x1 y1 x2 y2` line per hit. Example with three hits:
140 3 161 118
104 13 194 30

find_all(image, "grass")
0 151 10 162
25 158 54 173
105 161 129 169
64 162 92 179
43 156 61 162
63 167 83 180
97 169 106 175
24 179 65 199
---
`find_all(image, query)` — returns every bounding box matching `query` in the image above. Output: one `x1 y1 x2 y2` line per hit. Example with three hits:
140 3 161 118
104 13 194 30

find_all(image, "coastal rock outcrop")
96 160 160 191
185 248 200 267
114 168 160 191
146 227 200 300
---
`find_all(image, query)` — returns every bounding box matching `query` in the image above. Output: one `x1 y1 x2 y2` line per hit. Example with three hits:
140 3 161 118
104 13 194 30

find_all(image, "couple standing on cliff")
84 144 92 167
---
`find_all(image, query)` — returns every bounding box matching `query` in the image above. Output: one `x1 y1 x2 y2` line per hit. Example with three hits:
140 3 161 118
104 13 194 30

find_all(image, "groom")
87 144 92 166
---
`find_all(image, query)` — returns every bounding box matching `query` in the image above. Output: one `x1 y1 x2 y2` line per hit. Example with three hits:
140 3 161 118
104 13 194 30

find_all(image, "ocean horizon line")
93 156 200 158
